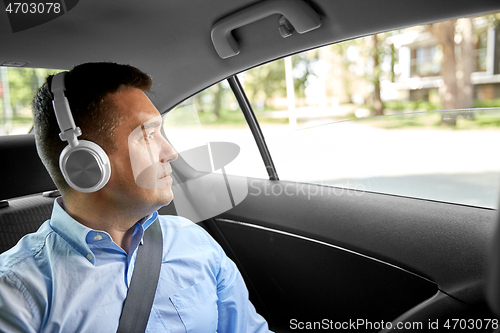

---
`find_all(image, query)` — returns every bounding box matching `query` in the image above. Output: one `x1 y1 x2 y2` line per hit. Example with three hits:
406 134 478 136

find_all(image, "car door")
159 10 500 332
161 123 497 332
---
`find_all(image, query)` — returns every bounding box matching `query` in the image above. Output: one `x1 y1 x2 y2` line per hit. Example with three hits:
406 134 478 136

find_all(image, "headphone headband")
51 72 81 147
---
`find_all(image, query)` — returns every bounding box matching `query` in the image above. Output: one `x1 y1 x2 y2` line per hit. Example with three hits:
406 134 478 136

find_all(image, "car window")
240 12 500 208
0 66 62 135
163 81 268 179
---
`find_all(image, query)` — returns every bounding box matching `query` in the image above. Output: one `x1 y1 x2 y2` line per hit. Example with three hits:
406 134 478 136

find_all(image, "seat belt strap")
117 218 163 333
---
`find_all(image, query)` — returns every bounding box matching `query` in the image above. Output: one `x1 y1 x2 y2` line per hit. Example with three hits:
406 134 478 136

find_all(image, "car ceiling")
1 0 500 113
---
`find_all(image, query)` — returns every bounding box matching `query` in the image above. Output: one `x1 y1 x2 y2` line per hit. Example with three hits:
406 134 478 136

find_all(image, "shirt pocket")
170 278 218 333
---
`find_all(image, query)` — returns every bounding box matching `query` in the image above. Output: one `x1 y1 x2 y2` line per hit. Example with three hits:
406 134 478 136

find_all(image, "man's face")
104 87 178 211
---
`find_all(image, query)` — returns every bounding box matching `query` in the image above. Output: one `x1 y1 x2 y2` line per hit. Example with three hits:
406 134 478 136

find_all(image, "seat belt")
116 218 163 333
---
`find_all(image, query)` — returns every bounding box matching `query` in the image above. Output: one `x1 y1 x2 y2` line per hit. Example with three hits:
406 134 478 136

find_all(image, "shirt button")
94 234 103 241
87 253 93 260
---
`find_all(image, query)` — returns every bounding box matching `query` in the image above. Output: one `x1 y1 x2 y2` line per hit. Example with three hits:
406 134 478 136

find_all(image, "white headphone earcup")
60 140 111 193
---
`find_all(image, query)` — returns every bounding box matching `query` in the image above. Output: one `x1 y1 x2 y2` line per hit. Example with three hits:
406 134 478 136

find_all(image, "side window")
163 81 268 179
0 67 61 135
241 12 500 208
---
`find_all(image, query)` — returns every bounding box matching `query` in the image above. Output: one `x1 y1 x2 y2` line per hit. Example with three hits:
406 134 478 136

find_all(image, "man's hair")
32 62 152 195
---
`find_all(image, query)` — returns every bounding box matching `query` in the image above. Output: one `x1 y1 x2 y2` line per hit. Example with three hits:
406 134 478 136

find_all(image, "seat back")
488 212 500 319
0 196 54 253
0 134 57 253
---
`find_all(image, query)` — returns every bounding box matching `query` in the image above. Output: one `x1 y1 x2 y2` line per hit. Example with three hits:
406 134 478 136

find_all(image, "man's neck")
60 194 150 254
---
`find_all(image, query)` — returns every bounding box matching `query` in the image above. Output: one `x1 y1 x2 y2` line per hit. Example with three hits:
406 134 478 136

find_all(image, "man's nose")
160 137 178 163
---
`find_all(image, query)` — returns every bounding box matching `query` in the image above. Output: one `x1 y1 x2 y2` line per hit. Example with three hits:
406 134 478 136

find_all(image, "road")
167 120 500 209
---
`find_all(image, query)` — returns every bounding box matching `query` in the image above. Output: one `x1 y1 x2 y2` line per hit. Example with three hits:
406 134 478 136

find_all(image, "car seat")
0 134 57 253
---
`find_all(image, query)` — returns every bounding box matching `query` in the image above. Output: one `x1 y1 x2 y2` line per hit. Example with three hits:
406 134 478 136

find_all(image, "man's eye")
145 132 155 141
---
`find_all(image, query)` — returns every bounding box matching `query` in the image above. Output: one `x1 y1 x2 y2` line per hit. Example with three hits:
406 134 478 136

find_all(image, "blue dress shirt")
0 198 270 332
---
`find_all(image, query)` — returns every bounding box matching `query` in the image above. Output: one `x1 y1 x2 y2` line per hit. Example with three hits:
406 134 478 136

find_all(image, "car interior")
2 0 500 332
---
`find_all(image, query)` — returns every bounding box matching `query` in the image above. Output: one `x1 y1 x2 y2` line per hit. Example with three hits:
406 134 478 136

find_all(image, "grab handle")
211 0 321 59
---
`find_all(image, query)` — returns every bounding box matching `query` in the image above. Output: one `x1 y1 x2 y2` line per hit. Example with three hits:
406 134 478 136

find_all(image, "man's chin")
154 189 174 207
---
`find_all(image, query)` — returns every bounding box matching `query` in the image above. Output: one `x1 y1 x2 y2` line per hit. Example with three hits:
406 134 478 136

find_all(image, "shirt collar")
136 212 158 245
141 212 158 231
49 197 158 264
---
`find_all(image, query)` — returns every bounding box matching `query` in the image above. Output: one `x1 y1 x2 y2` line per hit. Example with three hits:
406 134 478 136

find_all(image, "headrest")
0 134 56 201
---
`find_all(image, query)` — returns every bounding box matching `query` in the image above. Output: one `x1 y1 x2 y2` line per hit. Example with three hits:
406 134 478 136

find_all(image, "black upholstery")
488 212 500 322
0 134 56 201
0 195 53 253
0 134 57 253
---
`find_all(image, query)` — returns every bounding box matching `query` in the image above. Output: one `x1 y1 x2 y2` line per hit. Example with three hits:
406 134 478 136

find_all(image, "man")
0 62 271 332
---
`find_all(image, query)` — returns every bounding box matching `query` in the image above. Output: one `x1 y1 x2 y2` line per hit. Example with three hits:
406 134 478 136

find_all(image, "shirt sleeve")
0 272 39 333
213 242 272 333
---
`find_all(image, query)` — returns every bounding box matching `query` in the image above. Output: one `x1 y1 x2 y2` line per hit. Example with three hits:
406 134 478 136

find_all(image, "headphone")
51 72 111 193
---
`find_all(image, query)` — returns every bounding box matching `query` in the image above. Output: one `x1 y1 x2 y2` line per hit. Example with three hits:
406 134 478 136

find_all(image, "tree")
427 21 459 125
0 67 59 116
242 54 317 110
192 83 227 119
493 14 500 75
426 18 477 125
292 51 317 104
331 40 357 103
371 34 384 116
193 93 204 113
242 60 286 110
212 83 222 118
458 18 474 110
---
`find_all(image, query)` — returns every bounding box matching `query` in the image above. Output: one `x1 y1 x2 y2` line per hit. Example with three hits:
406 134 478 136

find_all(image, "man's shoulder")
158 215 210 238
157 214 196 228
0 220 53 273
157 214 222 252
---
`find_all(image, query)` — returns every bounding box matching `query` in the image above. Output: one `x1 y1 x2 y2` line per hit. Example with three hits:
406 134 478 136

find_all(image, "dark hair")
32 62 152 195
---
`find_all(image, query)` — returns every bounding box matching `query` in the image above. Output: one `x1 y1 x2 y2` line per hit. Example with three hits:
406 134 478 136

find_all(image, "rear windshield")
0 67 62 135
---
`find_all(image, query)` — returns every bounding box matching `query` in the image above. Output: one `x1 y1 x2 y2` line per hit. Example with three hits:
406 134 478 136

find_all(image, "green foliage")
168 80 291 127
384 100 442 112
357 108 500 130
378 112 442 128
456 110 500 129
291 51 317 100
1 67 62 134
196 107 289 126
197 107 248 126
242 60 286 109
0 67 61 115
381 98 500 113
473 98 500 108
242 52 317 109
